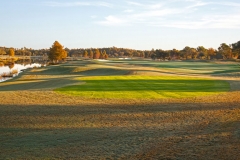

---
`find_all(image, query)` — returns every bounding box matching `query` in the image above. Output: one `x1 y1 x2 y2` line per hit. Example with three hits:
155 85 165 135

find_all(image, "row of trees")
0 47 48 57
66 41 240 61
82 49 108 59
1 40 240 62
0 48 15 56
48 41 109 62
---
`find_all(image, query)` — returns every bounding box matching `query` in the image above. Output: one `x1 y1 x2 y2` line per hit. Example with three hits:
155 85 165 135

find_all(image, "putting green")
56 75 230 99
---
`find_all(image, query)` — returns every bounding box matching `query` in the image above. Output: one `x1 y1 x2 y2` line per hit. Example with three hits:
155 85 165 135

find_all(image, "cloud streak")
97 15 129 26
96 0 240 29
45 1 113 8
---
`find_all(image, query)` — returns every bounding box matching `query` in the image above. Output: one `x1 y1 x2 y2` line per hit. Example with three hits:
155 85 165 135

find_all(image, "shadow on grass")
106 60 240 76
0 102 239 117
0 77 81 91
0 103 239 159
79 68 128 76
0 68 129 91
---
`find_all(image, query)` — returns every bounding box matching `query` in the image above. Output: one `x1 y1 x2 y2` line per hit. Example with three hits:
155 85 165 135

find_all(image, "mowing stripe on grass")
55 75 230 99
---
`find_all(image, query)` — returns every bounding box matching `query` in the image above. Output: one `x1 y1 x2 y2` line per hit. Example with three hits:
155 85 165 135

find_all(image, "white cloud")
127 1 144 6
123 9 134 13
211 2 240 7
45 1 113 7
204 15 240 29
147 13 240 29
149 20 211 29
186 1 209 9
131 9 181 18
97 16 129 26
148 3 164 9
95 2 113 8
94 0 240 29
45 2 90 7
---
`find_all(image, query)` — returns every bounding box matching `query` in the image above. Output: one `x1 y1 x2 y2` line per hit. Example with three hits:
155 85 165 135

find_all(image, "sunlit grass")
0 60 239 159
108 60 240 75
56 75 230 99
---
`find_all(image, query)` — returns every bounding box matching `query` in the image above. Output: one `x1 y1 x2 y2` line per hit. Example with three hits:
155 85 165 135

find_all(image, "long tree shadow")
0 102 239 118
0 103 239 159
0 77 81 91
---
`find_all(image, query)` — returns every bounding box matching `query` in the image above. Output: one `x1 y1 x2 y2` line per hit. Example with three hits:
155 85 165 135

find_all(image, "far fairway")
56 75 229 99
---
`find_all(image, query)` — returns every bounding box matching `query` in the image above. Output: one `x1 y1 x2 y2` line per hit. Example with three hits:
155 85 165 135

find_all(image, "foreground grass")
0 60 239 159
1 103 240 159
56 75 229 99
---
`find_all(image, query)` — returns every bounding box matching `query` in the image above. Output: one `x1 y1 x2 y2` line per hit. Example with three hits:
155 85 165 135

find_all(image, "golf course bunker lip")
55 75 230 99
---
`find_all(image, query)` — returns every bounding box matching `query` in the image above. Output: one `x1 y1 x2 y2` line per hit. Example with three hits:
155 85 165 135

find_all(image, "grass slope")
0 60 240 159
56 75 229 99
108 60 240 76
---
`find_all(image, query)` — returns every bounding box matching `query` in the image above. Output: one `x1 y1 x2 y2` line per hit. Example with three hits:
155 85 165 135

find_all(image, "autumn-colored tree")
232 41 240 58
218 43 232 59
0 48 6 55
180 46 190 59
17 48 32 56
100 53 104 59
104 53 109 59
207 48 216 59
170 49 180 59
119 52 124 57
181 47 197 59
9 48 15 57
133 51 140 57
93 49 100 59
83 50 88 58
89 50 93 59
197 46 207 59
100 50 107 59
49 41 67 63
138 51 144 58
124 50 133 57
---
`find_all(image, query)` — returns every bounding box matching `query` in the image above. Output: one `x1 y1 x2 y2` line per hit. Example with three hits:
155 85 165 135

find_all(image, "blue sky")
0 0 240 50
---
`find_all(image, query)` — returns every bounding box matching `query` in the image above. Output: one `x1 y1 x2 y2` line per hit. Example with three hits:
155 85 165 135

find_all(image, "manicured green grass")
56 75 230 99
108 60 240 75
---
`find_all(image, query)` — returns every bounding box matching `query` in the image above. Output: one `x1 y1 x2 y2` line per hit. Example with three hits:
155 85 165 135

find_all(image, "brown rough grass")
0 60 240 159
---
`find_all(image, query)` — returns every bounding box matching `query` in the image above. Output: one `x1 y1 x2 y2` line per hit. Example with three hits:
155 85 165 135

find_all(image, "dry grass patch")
0 60 240 159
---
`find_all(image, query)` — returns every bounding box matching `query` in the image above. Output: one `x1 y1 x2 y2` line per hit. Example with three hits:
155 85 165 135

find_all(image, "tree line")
0 47 48 57
68 41 240 61
1 40 240 62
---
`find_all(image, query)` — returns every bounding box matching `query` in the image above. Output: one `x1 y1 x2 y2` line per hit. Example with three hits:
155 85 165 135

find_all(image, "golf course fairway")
56 75 229 99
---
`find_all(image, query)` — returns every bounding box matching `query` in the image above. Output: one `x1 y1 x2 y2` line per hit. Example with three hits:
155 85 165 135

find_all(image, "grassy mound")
108 60 240 75
56 75 229 99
